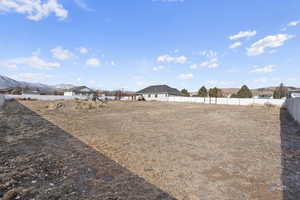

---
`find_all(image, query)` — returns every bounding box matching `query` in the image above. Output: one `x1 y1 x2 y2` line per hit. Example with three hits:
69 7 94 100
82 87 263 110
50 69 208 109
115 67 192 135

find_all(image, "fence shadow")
0 100 177 200
280 107 300 200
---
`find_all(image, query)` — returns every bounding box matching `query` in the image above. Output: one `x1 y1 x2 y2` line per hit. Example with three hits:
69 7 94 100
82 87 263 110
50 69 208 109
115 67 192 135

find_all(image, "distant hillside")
0 75 55 91
51 84 76 90
0 75 22 89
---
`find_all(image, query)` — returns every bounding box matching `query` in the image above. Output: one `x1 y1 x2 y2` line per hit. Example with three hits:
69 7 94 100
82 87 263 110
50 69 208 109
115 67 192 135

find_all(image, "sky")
0 0 299 91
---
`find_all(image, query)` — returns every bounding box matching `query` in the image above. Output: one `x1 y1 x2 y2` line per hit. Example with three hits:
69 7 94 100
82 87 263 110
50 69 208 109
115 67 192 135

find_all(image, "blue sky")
0 0 299 91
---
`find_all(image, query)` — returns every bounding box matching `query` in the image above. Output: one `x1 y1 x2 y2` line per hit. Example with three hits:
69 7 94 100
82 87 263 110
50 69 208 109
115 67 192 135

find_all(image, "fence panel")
0 94 5 107
286 98 300 124
147 96 285 107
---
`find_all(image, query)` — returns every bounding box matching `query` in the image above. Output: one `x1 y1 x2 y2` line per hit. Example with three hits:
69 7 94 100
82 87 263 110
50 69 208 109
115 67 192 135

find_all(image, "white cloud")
178 73 193 80
251 65 275 73
191 57 219 70
229 30 256 40
281 20 300 31
200 58 219 68
17 73 53 81
229 41 242 49
74 0 94 11
247 34 295 56
111 61 116 66
288 20 300 27
0 0 68 21
157 55 187 64
86 58 100 67
198 50 217 58
78 47 88 54
51 46 73 60
24 55 60 69
0 54 60 70
153 65 165 71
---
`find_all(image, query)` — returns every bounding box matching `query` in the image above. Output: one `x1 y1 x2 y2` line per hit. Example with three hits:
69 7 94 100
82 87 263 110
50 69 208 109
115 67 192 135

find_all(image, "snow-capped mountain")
0 75 53 91
0 75 21 89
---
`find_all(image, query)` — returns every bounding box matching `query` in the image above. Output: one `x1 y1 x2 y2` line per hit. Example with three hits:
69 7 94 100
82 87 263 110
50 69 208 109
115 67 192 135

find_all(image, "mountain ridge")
0 75 59 91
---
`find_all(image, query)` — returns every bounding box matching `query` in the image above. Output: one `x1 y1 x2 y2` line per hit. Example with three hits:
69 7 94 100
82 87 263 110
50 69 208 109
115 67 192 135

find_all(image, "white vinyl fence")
4 94 87 101
145 96 285 107
0 94 5 107
286 98 300 124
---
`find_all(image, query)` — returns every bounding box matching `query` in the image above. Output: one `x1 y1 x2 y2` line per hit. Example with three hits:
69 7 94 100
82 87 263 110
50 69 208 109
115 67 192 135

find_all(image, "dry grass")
74 100 106 110
16 100 293 200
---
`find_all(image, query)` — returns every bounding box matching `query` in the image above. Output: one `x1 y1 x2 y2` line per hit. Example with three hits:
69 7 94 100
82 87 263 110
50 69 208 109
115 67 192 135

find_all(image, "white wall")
64 91 74 96
145 96 286 107
286 98 300 124
0 94 5 107
4 94 87 101
141 93 168 101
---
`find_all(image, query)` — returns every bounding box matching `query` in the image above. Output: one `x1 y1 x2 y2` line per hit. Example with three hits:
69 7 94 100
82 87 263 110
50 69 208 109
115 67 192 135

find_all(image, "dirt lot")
1 100 300 200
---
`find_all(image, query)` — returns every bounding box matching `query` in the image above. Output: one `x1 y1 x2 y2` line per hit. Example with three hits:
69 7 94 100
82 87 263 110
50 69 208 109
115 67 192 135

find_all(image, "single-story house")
64 86 95 97
137 85 181 100
119 93 139 101
0 88 14 94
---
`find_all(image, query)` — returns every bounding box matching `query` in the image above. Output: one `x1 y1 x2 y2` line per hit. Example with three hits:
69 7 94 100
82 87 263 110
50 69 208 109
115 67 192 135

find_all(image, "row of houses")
2 84 300 100
60 85 182 101
63 85 300 100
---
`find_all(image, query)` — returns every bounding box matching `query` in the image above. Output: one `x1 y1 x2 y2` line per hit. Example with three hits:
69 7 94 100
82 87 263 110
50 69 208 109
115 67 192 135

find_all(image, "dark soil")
0 100 176 200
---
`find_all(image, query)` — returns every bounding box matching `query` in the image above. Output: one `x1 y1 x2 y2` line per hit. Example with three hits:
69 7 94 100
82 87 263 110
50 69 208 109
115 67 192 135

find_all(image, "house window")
155 94 158 98
148 94 151 98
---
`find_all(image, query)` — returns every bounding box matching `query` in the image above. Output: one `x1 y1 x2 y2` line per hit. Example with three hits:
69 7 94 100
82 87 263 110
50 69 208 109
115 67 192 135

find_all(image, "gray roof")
137 85 181 96
69 86 94 93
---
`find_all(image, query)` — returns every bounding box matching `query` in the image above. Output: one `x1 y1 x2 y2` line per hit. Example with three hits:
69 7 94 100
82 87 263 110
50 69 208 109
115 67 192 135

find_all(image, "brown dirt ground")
1 100 300 200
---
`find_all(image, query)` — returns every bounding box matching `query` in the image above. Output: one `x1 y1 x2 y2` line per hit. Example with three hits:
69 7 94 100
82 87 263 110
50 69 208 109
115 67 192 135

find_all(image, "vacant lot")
1 100 300 200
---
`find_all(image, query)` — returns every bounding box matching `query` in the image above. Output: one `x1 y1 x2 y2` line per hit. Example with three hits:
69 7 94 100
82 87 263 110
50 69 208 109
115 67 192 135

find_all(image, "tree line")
180 83 288 99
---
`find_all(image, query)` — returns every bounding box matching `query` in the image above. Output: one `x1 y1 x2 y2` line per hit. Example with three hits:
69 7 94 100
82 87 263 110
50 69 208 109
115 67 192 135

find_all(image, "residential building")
137 85 181 100
64 86 95 97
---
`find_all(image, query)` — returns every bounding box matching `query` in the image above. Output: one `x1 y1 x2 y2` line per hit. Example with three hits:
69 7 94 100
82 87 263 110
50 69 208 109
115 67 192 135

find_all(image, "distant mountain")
0 75 53 91
0 75 21 89
51 84 76 90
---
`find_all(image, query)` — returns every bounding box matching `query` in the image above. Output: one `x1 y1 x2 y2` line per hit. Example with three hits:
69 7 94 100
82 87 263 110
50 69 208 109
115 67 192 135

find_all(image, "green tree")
273 90 281 99
273 83 288 99
181 88 190 96
209 87 223 97
230 93 238 98
198 86 208 97
236 85 253 98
